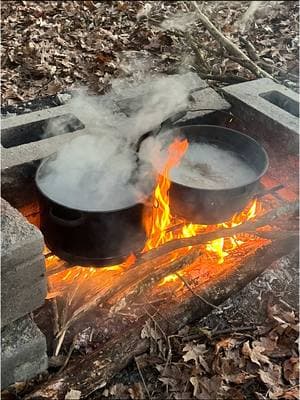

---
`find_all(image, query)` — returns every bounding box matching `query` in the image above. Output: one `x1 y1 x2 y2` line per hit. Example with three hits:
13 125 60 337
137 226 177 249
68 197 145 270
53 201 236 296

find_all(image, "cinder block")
2 279 47 328
1 198 44 271
178 86 230 124
221 79 299 153
1 74 231 169
2 254 46 294
1 199 47 327
1 316 48 389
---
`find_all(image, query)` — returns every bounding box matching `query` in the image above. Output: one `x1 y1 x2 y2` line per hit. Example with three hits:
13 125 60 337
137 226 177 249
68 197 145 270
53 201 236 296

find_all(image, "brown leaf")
182 343 210 372
190 376 222 400
283 357 299 385
242 341 271 366
128 382 145 400
215 337 238 353
95 53 113 65
226 387 246 400
258 364 284 399
225 371 256 384
281 386 300 400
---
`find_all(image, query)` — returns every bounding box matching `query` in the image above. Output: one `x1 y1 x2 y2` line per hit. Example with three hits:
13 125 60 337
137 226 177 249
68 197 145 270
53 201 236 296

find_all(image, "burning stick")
53 201 297 347
138 201 298 264
26 231 298 400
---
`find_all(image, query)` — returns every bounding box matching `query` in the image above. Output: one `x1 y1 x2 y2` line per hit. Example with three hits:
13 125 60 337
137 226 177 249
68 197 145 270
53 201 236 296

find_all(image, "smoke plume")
37 73 199 210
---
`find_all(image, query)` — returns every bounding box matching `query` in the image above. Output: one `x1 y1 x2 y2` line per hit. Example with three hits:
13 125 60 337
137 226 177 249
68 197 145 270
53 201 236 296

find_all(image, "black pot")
167 125 269 224
36 160 148 266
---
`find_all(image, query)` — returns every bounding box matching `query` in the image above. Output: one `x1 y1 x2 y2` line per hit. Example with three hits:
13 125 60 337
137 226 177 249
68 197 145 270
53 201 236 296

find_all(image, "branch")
191 1 274 80
138 201 298 263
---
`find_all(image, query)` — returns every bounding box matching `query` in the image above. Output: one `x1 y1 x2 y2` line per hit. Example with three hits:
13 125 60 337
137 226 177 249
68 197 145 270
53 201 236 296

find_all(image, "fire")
45 137 260 302
144 138 189 250
143 138 258 264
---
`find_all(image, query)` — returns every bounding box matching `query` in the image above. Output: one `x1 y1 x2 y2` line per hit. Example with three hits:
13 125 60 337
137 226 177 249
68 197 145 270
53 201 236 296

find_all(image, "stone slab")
1 198 44 271
1 316 48 389
2 279 47 328
221 78 299 153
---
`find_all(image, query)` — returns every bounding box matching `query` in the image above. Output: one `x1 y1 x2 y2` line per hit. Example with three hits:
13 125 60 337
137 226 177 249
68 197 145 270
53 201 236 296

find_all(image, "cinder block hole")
260 90 299 118
1 114 84 148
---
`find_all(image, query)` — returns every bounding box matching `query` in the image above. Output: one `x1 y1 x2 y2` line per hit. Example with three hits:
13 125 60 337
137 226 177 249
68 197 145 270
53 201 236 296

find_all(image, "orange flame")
143 138 258 264
144 138 188 250
46 137 259 300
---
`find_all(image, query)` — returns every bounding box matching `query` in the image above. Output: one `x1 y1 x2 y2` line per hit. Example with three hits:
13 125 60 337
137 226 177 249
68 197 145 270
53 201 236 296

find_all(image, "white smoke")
38 73 199 210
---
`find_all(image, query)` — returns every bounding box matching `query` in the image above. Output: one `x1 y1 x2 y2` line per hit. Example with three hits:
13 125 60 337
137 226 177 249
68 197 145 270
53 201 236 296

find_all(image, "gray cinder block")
1 316 48 389
1 199 47 327
222 78 299 153
1 74 231 170
1 199 44 271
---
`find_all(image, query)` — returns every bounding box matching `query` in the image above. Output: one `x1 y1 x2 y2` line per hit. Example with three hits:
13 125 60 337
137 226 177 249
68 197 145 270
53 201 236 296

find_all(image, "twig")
54 328 67 357
175 273 220 310
212 325 257 337
135 356 151 400
196 73 249 84
240 37 259 61
278 298 297 312
191 1 274 80
58 341 75 374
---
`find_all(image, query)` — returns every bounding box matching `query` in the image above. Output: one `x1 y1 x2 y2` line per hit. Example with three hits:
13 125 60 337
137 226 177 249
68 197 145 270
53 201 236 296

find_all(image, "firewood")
25 233 298 400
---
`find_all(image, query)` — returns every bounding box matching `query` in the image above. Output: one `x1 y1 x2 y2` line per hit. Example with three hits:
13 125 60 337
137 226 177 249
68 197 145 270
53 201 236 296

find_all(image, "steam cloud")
38 73 199 210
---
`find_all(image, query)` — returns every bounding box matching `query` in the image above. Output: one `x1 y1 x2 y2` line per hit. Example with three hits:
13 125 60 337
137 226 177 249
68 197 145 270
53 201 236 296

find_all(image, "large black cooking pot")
167 125 269 224
36 159 148 266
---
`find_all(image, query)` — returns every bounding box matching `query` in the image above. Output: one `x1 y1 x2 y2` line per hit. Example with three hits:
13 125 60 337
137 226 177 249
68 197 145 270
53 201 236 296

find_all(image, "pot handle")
49 206 85 227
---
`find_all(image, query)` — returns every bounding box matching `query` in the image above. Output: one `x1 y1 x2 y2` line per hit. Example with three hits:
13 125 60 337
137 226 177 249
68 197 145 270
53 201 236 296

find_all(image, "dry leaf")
182 343 210 372
215 337 238 353
64 389 81 400
141 320 162 341
259 364 284 399
128 382 145 399
283 357 300 385
190 376 222 400
242 340 271 366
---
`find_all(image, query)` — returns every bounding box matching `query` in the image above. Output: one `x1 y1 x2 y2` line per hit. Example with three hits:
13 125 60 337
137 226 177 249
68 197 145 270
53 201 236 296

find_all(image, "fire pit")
1 77 298 397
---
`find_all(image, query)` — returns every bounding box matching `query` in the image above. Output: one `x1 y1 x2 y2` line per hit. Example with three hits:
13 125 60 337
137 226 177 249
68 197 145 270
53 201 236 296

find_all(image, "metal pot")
167 125 269 224
36 159 148 266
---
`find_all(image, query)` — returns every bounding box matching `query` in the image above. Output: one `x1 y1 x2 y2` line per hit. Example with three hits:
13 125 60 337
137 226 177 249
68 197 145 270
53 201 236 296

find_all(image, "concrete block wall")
1 315 48 388
1 199 48 388
1 198 47 327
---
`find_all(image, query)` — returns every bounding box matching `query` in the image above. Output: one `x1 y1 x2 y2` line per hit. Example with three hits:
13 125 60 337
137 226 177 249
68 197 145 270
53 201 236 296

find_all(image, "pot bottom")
45 241 137 267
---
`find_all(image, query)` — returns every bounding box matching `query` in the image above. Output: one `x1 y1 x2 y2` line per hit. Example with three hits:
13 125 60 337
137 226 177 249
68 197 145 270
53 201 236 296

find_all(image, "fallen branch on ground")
191 1 275 80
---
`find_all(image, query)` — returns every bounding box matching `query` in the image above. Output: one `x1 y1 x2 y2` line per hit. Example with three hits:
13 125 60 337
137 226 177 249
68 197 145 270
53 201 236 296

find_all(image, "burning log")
26 231 298 400
49 201 298 351
138 201 298 263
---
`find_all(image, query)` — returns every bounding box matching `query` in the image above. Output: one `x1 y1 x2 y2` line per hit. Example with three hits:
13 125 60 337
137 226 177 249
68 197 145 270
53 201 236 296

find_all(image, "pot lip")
35 157 150 214
163 124 269 192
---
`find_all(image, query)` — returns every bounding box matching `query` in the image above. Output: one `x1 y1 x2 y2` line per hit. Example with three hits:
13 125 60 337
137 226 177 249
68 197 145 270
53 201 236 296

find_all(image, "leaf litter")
1 1 299 106
102 300 298 399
